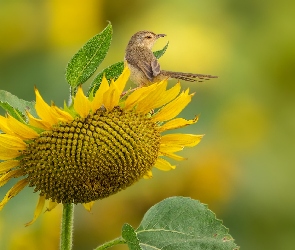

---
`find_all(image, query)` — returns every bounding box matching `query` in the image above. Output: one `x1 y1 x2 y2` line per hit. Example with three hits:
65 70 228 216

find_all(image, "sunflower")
0 66 202 226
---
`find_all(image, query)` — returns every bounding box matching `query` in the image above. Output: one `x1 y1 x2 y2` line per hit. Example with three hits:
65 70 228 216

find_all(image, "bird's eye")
146 35 152 39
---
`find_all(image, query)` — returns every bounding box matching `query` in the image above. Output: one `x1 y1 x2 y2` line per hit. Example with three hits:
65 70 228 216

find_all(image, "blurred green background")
1 0 294 249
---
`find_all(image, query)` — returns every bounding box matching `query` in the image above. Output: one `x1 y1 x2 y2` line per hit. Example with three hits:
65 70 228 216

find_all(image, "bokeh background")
1 0 294 249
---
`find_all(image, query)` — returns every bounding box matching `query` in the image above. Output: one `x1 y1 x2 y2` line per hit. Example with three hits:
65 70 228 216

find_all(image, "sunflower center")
20 107 160 203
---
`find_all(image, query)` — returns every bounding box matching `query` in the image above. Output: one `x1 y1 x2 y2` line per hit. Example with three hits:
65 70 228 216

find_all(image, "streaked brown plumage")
125 30 217 86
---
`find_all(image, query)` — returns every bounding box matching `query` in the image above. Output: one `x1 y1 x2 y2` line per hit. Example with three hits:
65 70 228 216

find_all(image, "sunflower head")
21 106 161 203
0 66 202 223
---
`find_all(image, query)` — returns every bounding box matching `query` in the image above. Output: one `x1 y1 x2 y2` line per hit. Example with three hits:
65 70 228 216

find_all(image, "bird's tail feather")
161 70 218 82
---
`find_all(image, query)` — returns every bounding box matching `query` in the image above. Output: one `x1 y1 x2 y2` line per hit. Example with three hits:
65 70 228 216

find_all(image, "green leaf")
87 42 169 96
135 197 239 250
122 223 142 250
65 22 113 88
0 90 36 122
153 41 169 59
87 61 124 95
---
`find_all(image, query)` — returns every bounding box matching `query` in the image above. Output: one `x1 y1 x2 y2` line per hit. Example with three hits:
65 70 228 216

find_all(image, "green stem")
60 203 74 250
94 237 126 250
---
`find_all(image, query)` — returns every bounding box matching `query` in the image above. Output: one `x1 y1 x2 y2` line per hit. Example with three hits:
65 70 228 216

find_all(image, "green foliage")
0 90 36 122
87 42 169 95
153 41 169 59
121 197 239 250
88 61 124 95
65 22 112 88
122 224 141 250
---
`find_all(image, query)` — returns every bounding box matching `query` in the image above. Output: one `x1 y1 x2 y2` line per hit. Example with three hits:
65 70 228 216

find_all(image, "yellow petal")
124 81 180 113
83 201 95 212
51 105 74 122
0 169 23 187
0 178 28 211
154 158 176 171
159 151 187 161
143 170 153 179
35 87 59 125
0 134 27 150
0 115 14 135
158 116 199 132
91 75 110 111
124 84 158 110
0 146 21 160
7 115 39 140
74 86 91 118
27 111 51 130
159 144 184 153
161 134 203 147
135 80 168 113
0 160 19 174
152 82 181 107
152 89 193 122
102 81 119 111
114 66 130 96
45 199 59 212
25 195 46 226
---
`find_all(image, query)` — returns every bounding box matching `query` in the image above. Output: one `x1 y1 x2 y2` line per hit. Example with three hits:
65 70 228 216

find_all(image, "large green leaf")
133 197 239 250
87 42 169 95
0 90 36 122
65 23 113 88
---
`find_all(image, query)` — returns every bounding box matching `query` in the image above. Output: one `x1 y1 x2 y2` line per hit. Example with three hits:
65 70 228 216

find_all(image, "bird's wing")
137 58 161 82
151 59 161 77
137 60 154 82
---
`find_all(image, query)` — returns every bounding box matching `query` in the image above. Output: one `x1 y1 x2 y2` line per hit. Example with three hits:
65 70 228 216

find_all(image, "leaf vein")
74 32 110 84
137 228 194 237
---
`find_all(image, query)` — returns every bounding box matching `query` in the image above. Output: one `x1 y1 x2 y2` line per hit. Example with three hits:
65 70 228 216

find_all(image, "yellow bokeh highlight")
8 206 61 250
45 0 102 48
0 0 103 57
183 149 240 212
215 96 269 152
0 2 41 56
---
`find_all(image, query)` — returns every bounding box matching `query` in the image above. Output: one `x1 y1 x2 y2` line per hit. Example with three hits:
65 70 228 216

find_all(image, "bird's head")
129 31 166 49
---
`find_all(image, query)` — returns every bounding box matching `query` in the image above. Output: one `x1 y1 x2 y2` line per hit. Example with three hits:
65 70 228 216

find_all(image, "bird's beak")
156 34 166 39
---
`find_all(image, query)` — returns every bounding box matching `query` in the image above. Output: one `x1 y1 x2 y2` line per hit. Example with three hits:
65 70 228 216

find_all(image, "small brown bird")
125 30 217 86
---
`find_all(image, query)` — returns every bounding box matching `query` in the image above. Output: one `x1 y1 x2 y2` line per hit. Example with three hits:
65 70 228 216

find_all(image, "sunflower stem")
68 86 74 106
94 237 126 250
60 203 74 250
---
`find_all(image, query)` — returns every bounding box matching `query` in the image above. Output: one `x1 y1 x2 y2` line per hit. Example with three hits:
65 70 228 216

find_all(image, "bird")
124 30 218 86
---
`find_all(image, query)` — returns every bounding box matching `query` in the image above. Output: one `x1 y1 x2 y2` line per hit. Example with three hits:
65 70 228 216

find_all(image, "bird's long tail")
161 70 218 82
